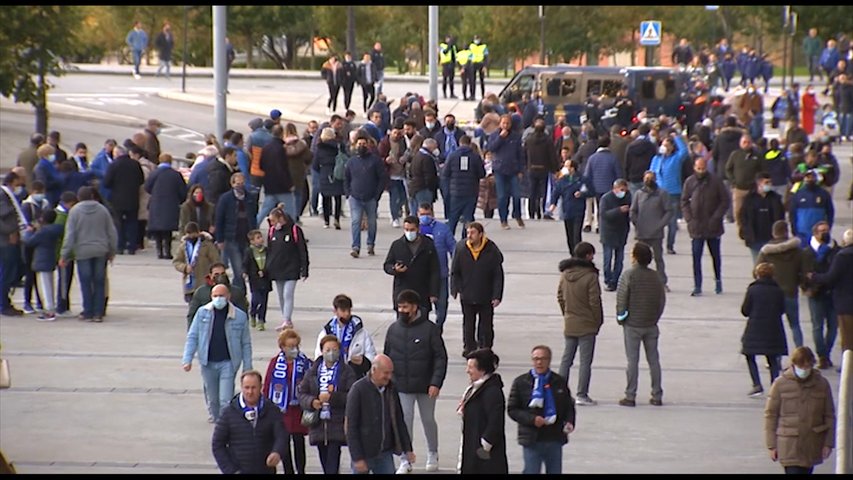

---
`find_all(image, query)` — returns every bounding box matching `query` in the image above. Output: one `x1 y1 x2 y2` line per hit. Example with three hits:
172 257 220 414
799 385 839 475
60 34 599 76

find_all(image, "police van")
498 64 686 127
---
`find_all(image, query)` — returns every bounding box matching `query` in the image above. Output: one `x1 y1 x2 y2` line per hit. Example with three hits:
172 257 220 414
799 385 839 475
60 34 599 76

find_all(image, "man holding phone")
383 216 440 317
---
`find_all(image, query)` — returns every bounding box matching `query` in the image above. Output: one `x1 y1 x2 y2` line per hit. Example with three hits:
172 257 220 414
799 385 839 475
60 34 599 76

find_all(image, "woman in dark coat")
312 128 344 229
265 208 309 330
179 183 214 235
145 154 187 259
298 335 356 475
458 348 508 474
741 262 787 398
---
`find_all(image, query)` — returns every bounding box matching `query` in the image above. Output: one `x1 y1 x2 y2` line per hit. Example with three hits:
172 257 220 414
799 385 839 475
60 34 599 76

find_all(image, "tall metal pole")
782 28 788 90
182 6 188 93
213 5 227 144
539 6 546 64
428 6 438 103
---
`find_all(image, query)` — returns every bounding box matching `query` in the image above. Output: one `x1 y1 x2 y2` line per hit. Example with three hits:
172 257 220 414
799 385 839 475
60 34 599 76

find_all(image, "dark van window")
585 79 622 98
641 78 676 100
502 74 535 104
546 77 577 97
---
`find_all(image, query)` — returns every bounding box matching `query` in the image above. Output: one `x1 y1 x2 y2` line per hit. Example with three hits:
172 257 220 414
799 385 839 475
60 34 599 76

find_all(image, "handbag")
301 409 319 427
0 358 10 389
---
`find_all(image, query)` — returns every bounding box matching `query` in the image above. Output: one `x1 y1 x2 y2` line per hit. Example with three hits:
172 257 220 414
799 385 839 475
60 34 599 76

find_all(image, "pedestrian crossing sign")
640 21 662 46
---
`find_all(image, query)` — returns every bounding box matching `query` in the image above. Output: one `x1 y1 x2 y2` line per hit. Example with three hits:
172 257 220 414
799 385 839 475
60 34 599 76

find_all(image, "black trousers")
283 433 306 474
460 70 470 99
527 170 549 219
442 63 455 97
322 195 342 224
472 62 486 99
362 83 375 113
342 82 355 110
563 218 583 256
56 261 74 313
152 230 173 258
327 83 341 110
462 302 494 354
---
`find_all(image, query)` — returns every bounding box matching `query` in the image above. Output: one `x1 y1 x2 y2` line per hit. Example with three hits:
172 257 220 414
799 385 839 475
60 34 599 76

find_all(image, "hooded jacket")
557 258 603 337
60 200 117 261
630 185 672 240
757 238 803 297
383 311 448 394
812 245 853 314
740 278 788 356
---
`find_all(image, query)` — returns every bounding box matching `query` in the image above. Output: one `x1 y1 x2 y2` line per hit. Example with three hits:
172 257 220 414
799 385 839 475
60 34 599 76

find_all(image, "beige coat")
138 158 156 221
556 258 603 338
764 368 835 468
172 233 221 295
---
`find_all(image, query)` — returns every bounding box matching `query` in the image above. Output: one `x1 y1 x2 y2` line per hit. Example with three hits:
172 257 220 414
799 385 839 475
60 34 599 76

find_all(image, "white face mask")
426 122 435 129
560 167 570 176
659 145 668 155
404 231 417 242
794 366 811 379
432 148 440 157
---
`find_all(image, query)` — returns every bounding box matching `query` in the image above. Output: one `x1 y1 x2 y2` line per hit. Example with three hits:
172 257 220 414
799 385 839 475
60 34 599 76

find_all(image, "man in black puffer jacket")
212 370 289 474
383 290 448 473
507 345 576 474
383 216 440 315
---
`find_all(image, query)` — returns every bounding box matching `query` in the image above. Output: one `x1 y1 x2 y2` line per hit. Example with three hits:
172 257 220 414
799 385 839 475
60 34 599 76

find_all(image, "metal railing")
838 349 852 474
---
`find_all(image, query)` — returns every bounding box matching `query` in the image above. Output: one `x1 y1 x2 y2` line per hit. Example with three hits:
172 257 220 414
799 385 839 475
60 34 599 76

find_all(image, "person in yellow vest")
468 35 489 101
457 48 473 101
440 35 458 99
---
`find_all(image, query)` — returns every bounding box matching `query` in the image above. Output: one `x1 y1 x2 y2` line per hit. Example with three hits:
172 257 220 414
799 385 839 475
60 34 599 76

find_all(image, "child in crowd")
20 180 50 314
23 210 64 321
243 229 271 331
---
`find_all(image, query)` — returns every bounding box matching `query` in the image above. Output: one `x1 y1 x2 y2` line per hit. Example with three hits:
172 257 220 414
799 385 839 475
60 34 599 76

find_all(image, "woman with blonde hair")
740 262 787 398
263 328 312 474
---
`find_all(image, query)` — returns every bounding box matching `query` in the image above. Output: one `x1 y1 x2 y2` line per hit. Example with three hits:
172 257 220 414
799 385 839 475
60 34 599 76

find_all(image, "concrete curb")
0 99 146 129
155 90 318 125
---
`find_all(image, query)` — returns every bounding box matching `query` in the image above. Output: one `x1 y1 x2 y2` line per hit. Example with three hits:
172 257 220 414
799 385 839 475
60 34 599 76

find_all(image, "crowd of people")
2 29 852 475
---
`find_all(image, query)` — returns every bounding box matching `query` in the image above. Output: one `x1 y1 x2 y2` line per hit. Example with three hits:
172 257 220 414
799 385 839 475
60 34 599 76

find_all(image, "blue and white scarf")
444 128 459 157
239 393 264 427
318 361 340 420
528 369 557 425
184 238 201 290
269 351 310 411
331 318 357 359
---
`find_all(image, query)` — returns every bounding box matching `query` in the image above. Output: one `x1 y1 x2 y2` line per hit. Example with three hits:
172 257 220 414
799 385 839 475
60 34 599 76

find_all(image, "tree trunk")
35 64 48 135
420 31 426 76
285 35 296 69
246 33 253 69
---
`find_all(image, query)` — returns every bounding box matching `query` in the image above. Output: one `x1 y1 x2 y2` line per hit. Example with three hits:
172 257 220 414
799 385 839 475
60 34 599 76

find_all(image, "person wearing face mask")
407 138 441 218
383 290 448 473
215 173 259 290
383 216 440 317
32 143 63 207
598 179 632 292
764 346 835 474
1 172 30 316
314 294 377 379
629 171 673 290
725 134 765 233
20 181 50 314
418 203 457 331
299 335 357 474
265 208 309 331
681 158 730 296
738 172 785 264
263 328 312 474
173 221 219 304
419 110 441 140
789 170 834 248
550 160 592 255
443 135 487 240
800 221 840 371
179 184 215 235
809 229 853 361
186 262 249 330
740 262 788 398
649 132 689 254
182 283 254 422
344 133 387 258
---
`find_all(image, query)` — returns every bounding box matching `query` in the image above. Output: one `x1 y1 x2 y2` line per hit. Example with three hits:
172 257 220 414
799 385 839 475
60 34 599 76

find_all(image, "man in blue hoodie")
126 21 148 79
649 132 689 254
487 115 525 230
344 133 387 258
417 203 456 331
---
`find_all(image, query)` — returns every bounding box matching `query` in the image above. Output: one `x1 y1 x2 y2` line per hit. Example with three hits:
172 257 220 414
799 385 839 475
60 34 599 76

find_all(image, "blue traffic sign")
639 21 662 46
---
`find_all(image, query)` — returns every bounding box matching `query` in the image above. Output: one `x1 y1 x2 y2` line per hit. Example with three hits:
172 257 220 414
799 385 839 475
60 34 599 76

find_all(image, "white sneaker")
391 218 400 228
133 73 141 80
425 452 438 472
396 459 412 474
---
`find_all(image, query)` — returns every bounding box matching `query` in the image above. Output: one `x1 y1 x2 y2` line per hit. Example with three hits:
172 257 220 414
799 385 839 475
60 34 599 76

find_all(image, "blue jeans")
433 276 449 329
494 173 521 222
132 49 143 74
200 360 235 421
602 244 625 288
388 179 406 221
522 441 563 474
257 192 296 225
840 112 853 138
222 241 246 291
783 296 804 348
808 295 837 358
665 194 680 251
447 195 477 239
77 256 107 318
353 450 396 474
410 189 434 218
311 171 321 215
349 198 377 250
0 244 22 309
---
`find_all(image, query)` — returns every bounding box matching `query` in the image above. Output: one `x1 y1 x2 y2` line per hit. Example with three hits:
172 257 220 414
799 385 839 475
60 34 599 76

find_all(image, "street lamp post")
428 6 438 103
212 5 227 143
182 6 188 93
539 6 546 65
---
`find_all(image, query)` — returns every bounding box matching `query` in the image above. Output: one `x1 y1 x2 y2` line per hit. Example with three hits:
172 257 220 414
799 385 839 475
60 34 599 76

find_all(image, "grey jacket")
60 200 118 261
630 186 672 240
616 265 666 328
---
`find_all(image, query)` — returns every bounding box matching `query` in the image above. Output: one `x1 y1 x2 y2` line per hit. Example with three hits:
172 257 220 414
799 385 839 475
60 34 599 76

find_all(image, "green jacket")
53 205 69 261
803 36 822 57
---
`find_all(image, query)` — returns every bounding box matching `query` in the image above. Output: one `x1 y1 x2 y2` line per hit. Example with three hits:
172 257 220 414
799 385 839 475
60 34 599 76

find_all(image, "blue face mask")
615 191 626 199
404 231 418 242
793 366 811 379
419 215 432 225
212 296 228 310
32 193 45 203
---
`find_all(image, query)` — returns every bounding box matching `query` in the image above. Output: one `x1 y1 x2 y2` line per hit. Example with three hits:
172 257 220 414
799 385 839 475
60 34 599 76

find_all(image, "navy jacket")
487 130 524 176
211 394 288 474
584 148 623 196
33 158 63 206
214 190 259 243
551 175 592 221
441 145 485 200
344 152 386 202
599 190 632 247
23 223 63 272
813 245 853 315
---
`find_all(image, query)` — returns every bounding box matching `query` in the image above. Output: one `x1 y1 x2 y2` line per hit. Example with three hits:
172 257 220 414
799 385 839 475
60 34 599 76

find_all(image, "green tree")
0 6 83 133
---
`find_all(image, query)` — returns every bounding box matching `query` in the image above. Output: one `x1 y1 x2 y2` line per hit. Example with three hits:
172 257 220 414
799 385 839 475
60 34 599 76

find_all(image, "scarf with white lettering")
238 393 264 427
184 237 201 290
268 351 310 411
331 317 357 359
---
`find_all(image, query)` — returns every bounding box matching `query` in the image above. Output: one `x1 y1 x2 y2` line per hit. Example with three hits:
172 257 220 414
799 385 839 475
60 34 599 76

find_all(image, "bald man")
182 283 254 422
346 354 415 474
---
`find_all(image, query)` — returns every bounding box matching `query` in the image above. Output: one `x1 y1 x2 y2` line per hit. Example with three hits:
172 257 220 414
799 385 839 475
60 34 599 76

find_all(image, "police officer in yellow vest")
440 35 458 99
457 48 473 101
468 35 489 101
